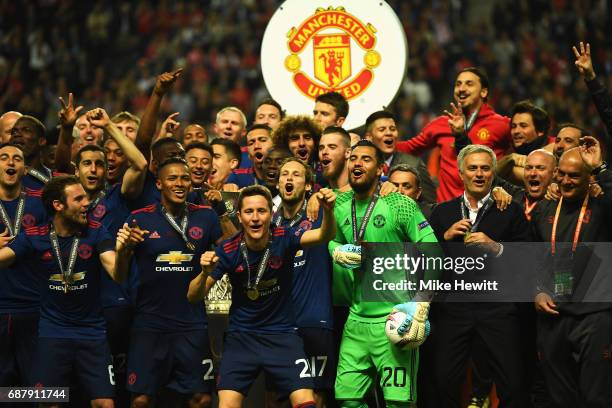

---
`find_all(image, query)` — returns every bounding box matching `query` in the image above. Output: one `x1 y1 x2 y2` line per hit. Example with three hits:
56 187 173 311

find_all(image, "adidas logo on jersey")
149 231 161 239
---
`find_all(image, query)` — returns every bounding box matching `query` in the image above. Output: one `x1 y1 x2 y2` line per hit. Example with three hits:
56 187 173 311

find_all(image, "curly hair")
272 115 322 151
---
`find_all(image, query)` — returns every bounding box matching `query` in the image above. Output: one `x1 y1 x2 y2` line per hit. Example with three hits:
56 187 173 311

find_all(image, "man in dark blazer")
427 144 530 408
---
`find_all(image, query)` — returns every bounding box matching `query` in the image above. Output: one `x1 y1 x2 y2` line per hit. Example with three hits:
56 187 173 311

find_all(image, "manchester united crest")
284 7 380 100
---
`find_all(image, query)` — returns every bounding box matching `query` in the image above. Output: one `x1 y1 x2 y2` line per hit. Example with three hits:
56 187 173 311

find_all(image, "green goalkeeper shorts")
335 317 419 403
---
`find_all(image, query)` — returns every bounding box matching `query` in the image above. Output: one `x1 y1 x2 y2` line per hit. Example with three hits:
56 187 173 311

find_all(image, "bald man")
0 111 22 143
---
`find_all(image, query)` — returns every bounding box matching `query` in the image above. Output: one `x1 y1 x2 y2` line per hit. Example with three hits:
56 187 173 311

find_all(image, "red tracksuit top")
396 104 511 202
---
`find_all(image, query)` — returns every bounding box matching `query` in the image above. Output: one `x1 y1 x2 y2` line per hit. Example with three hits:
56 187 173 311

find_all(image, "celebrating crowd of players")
0 41 611 408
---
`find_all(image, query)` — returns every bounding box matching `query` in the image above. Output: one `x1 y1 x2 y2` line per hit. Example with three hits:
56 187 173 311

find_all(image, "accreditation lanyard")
460 196 493 232
239 237 272 300
0 192 26 236
524 196 538 222
88 187 108 214
273 199 306 228
161 206 196 251
551 194 589 255
464 107 480 134
351 184 381 243
49 226 80 294
27 166 52 184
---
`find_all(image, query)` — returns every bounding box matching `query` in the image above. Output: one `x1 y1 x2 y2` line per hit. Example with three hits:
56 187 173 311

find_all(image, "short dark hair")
316 92 349 119
351 139 384 166
75 144 107 167
237 185 273 212
510 100 550 134
150 137 184 160
210 138 242 166
185 142 214 158
388 164 421 188
279 157 314 186
42 175 80 214
457 67 490 99
256 99 285 120
365 110 396 133
157 157 189 176
16 115 46 140
273 115 321 154
321 126 351 148
556 122 589 137
247 124 272 135
0 142 24 155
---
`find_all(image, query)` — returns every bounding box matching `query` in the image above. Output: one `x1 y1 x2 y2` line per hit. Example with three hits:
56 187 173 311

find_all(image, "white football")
385 310 430 349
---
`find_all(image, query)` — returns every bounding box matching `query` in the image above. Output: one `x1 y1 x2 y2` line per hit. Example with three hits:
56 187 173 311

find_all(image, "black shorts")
217 331 314 399
297 327 336 391
126 329 214 395
31 337 114 400
0 312 38 386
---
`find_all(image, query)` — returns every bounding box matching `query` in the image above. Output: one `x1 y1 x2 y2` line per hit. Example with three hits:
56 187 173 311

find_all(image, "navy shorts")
297 327 336 391
103 306 133 380
218 331 314 399
31 337 114 400
126 329 214 395
0 312 38 386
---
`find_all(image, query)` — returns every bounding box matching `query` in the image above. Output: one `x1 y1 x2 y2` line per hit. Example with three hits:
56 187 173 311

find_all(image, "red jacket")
396 104 511 202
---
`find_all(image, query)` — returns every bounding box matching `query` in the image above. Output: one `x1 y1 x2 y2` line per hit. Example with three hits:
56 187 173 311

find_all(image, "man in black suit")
364 110 437 204
427 144 530 408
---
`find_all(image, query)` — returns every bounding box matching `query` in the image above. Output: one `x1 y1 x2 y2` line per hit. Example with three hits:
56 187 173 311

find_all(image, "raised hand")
572 42 595 81
58 93 83 128
316 187 336 211
578 136 603 170
443 219 472 241
200 251 219 274
116 222 149 252
154 68 183 96
444 102 465 134
158 112 181 138
85 108 111 129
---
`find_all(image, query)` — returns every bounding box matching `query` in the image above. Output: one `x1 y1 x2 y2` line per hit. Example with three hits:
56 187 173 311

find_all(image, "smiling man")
227 124 274 188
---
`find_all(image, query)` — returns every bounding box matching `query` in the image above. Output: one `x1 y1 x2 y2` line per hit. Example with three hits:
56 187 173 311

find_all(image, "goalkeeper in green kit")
329 140 439 407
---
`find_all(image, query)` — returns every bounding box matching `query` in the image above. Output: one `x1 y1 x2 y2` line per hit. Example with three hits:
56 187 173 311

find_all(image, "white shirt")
462 191 491 223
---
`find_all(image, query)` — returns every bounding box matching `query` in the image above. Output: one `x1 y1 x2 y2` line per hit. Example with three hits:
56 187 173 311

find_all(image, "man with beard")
319 127 351 193
209 138 241 191
0 143 48 387
365 110 436 204
261 147 292 210
396 67 512 202
496 101 552 185
313 92 349 129
188 184 336 408
330 140 438 407
553 124 586 160
530 137 612 407
9 115 60 194
427 144 529 407
0 175 135 407
227 124 274 188
254 99 284 131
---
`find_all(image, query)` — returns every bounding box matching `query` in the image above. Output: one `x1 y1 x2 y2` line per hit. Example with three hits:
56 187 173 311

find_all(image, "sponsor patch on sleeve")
418 220 430 230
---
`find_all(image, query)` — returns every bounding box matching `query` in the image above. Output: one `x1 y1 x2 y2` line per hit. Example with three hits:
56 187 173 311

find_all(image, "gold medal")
464 231 471 242
246 288 259 300
64 282 69 294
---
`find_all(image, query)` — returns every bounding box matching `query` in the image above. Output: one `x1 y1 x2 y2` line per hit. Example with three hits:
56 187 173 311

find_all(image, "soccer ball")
385 310 431 349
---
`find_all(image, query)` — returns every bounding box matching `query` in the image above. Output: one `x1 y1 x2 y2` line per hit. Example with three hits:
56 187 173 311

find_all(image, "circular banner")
261 0 408 130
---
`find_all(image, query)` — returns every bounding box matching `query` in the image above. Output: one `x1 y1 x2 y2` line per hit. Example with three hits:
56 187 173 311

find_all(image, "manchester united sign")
261 1 407 130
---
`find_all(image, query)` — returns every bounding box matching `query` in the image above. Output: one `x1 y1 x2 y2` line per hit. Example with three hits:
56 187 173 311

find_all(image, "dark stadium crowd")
1 1 611 408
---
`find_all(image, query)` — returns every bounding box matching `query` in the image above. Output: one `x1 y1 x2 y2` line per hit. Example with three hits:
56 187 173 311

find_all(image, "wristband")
591 162 607 176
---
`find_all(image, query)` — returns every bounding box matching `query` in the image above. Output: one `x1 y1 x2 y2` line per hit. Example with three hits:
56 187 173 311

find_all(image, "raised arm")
108 222 149 283
188 251 219 303
300 188 336 248
55 93 83 174
135 68 182 156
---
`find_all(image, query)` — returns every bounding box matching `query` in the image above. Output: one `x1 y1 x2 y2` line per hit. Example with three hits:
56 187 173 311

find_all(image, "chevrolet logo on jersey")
49 272 87 292
49 272 86 282
156 251 194 265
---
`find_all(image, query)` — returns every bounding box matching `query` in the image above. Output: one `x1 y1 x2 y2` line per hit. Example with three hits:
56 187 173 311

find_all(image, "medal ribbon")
161 206 195 250
49 226 80 292
273 199 307 228
0 191 26 236
351 184 381 243
460 195 493 232
27 166 52 184
524 196 538 222
239 237 272 291
464 107 480 133
551 194 589 255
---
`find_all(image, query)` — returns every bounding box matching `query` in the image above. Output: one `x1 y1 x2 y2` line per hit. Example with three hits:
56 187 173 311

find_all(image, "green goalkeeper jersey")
329 190 438 321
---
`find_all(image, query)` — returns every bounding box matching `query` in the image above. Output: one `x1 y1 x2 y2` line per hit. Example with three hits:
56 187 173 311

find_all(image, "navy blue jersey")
277 211 333 329
211 226 305 333
129 203 222 332
239 147 252 170
0 193 49 313
21 168 64 196
312 161 327 192
8 221 114 340
226 167 265 188
128 171 160 211
88 183 134 309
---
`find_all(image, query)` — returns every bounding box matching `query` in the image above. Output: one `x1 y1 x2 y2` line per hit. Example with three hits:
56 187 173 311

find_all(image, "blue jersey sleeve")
7 231 34 260
210 244 229 281
96 224 115 254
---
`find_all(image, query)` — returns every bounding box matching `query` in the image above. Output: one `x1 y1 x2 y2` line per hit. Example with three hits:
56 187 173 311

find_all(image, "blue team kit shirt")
21 167 63 196
129 203 222 332
211 226 305 333
88 183 135 309
277 211 333 330
8 221 114 340
128 171 161 211
0 193 49 313
226 167 265 188
239 147 252 170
